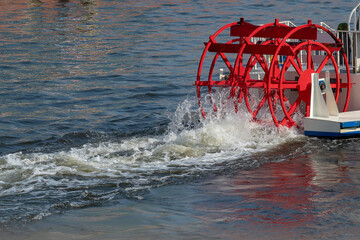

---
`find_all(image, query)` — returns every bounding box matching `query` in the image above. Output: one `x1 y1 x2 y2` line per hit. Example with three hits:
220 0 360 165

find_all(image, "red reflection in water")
199 157 319 227
237 159 316 225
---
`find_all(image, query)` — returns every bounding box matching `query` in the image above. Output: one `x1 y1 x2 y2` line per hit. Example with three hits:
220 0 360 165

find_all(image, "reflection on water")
192 145 360 239
199 158 315 227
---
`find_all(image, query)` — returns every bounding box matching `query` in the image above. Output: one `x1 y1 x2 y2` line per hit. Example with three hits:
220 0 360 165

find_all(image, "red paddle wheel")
195 18 351 127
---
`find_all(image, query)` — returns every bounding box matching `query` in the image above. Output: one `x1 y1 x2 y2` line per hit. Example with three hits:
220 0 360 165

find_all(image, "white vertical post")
310 73 329 118
325 71 339 116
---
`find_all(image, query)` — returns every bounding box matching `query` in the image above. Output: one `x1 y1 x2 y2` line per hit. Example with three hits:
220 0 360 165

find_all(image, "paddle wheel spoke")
253 94 267 119
287 97 301 116
255 54 269 74
279 97 301 125
289 55 303 75
219 52 234 73
238 90 244 103
208 35 235 74
280 78 299 89
316 54 330 73
307 42 312 70
296 55 303 72
241 38 277 120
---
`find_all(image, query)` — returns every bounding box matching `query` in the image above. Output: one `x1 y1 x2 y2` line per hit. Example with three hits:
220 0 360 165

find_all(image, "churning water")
1 0 360 239
0 91 302 224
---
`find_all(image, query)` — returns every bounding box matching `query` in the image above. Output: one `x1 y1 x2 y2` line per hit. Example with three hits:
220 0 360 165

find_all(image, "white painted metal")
324 71 339 116
309 73 330 118
304 73 360 137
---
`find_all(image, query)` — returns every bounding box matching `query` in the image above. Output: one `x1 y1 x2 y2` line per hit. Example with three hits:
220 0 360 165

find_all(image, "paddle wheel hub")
297 69 315 104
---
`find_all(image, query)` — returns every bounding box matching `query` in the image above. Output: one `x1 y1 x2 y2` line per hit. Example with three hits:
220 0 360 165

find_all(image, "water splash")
0 90 303 225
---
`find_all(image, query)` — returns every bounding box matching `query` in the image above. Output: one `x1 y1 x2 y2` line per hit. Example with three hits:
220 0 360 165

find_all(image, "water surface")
0 0 359 239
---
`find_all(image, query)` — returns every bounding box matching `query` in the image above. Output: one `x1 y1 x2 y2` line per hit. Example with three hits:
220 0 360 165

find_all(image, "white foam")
0 91 303 198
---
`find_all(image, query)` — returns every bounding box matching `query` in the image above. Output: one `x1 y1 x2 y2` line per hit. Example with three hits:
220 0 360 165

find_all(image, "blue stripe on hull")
304 130 360 138
340 121 360 128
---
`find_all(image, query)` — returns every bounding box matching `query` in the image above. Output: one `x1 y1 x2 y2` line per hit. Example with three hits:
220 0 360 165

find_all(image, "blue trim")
305 130 360 138
340 121 360 128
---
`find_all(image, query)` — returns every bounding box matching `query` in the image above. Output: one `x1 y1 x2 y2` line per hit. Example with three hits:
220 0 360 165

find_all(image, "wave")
0 91 304 226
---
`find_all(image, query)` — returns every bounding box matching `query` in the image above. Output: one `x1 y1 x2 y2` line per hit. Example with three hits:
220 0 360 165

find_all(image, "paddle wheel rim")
233 21 289 121
196 22 239 118
267 23 351 127
195 18 352 129
241 40 273 120
196 19 290 119
277 41 340 127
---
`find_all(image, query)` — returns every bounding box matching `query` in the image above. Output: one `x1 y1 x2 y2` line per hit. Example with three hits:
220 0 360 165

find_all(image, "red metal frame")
267 22 351 127
195 18 351 128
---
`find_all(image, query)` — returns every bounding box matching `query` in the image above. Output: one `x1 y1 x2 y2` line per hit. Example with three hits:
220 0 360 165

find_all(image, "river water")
1 0 360 239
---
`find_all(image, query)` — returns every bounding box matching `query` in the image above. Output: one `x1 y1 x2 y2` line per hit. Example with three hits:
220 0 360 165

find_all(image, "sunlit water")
1 0 360 239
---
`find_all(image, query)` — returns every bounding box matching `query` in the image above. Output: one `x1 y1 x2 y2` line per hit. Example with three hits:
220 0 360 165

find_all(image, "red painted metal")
208 43 294 55
230 23 317 40
275 41 340 127
195 18 351 128
267 23 351 127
